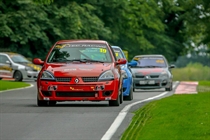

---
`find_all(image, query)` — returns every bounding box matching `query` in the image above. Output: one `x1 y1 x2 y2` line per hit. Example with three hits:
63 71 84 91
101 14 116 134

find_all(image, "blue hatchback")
111 46 133 100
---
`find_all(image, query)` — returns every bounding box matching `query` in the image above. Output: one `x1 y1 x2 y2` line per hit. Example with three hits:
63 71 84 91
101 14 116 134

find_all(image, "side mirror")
6 60 11 64
33 58 44 65
169 64 175 69
128 61 137 67
116 58 127 65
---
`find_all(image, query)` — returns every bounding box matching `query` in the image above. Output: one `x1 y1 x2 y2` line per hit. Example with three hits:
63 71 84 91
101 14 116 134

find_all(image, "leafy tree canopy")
0 0 209 63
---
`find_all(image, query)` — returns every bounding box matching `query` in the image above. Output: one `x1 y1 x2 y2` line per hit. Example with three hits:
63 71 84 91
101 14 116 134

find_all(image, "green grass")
197 81 210 93
0 80 30 91
121 81 210 140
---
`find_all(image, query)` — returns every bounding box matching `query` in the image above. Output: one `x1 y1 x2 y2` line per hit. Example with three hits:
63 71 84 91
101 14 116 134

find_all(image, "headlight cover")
122 71 128 79
98 70 114 81
120 65 126 69
25 66 33 71
41 70 55 80
160 71 168 78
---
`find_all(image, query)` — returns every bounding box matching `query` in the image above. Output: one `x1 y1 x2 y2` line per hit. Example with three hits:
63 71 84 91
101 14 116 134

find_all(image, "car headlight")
25 66 33 71
41 71 55 80
98 70 114 81
122 71 128 79
120 65 126 69
160 71 168 78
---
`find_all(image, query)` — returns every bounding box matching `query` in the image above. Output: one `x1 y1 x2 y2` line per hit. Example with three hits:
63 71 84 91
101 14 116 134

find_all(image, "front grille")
56 91 96 97
150 75 159 78
136 75 144 78
55 77 71 82
82 77 98 82
135 83 159 86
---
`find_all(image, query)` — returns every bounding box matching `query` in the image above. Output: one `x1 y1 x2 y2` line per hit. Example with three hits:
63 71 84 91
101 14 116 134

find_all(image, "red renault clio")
33 40 127 106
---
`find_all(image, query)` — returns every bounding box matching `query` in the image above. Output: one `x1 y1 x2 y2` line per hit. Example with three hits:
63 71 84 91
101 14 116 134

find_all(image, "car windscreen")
10 54 30 63
47 43 112 63
132 57 167 68
112 48 125 60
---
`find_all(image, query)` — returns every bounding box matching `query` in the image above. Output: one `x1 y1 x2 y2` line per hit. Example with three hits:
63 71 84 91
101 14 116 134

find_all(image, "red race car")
33 40 127 106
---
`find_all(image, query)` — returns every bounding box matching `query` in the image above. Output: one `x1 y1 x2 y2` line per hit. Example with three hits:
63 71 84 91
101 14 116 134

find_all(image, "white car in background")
0 52 41 81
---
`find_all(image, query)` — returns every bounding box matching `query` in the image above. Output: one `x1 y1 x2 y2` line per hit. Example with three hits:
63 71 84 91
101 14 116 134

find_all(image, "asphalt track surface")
0 81 179 140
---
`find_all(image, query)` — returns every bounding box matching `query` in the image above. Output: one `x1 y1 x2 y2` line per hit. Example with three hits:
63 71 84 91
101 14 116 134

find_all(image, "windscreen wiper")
78 59 104 63
142 65 162 68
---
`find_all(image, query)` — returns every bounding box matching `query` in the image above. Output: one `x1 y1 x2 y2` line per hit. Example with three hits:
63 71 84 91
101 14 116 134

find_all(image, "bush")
172 63 210 81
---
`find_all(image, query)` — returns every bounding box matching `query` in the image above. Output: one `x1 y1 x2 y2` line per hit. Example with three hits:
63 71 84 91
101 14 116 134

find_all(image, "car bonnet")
45 63 113 77
130 67 167 75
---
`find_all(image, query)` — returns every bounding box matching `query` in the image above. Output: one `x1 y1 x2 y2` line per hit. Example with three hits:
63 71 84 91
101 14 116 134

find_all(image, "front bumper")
21 70 40 80
122 78 131 96
133 77 171 89
37 80 119 101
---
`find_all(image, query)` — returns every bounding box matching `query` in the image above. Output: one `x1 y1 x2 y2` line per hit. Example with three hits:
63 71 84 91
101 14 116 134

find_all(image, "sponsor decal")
27 63 41 71
133 57 140 61
156 59 164 63
99 48 107 53
63 68 76 71
0 66 12 71
70 87 83 91
91 86 95 91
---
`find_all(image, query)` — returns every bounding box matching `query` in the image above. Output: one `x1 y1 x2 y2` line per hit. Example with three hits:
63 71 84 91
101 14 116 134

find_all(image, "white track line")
101 81 179 140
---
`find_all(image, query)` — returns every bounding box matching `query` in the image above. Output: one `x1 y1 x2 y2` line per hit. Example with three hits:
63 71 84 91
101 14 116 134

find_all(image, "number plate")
139 81 147 85
148 80 155 84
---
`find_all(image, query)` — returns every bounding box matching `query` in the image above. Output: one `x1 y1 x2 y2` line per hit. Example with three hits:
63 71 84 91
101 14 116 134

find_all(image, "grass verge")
0 80 31 91
121 81 210 140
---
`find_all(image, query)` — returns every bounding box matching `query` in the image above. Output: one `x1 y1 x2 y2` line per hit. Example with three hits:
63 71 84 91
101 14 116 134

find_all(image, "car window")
0 55 10 63
132 57 167 67
47 43 112 63
10 54 29 63
112 48 125 60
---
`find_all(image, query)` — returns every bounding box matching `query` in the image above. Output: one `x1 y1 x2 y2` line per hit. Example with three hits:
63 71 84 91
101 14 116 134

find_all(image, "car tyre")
165 82 173 91
37 97 48 106
109 89 121 106
124 85 133 101
0 78 2 80
14 70 23 81
120 88 123 104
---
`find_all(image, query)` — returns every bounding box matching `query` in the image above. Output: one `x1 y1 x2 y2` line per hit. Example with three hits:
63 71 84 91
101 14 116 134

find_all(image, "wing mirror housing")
6 60 11 65
169 64 176 69
128 60 137 67
33 58 44 65
116 58 127 65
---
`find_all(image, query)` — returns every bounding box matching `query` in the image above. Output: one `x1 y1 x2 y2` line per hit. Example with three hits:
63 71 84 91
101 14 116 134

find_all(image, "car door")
0 54 13 78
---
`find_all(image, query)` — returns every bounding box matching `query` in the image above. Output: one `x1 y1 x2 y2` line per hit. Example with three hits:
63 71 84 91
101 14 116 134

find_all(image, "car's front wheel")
124 85 133 101
37 97 48 106
14 70 23 81
109 89 121 106
120 88 123 104
165 82 173 91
